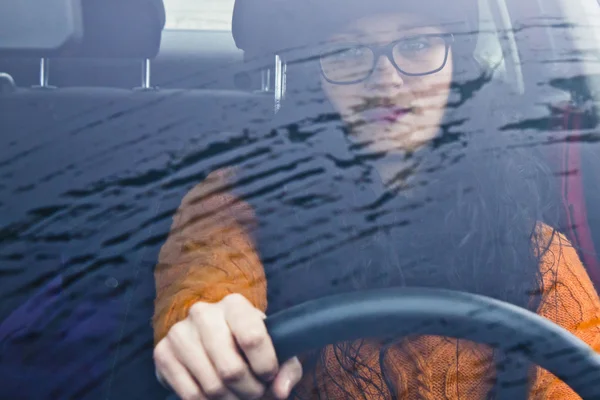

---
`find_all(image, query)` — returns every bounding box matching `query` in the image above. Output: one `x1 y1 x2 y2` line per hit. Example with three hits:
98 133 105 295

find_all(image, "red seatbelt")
560 108 600 288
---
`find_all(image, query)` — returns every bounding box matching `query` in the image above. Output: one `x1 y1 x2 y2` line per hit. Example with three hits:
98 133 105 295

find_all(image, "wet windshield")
1 0 599 399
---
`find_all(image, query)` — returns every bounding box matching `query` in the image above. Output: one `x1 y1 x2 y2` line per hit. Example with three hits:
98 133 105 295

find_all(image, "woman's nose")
366 56 405 92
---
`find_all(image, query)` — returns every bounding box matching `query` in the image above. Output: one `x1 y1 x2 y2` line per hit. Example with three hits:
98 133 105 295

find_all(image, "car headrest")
0 0 165 59
232 0 318 58
232 0 263 54
75 0 165 59
232 0 478 58
0 0 84 57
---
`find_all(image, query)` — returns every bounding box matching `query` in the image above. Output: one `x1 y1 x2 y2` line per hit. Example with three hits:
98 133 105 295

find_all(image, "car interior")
0 0 600 398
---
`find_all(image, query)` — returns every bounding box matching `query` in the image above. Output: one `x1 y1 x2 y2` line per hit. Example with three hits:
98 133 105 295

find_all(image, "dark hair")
257 14 564 400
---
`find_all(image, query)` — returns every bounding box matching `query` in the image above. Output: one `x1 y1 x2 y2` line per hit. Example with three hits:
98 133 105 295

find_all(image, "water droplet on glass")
105 277 119 288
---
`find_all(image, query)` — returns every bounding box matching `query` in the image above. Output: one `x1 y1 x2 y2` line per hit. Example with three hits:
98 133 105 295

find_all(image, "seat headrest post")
274 54 286 113
261 68 272 92
41 58 49 87
142 58 151 89
33 58 56 89
134 58 158 91
282 63 287 100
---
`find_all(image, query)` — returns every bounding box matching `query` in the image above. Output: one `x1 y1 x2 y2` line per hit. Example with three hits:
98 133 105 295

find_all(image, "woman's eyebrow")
395 22 442 33
341 29 371 40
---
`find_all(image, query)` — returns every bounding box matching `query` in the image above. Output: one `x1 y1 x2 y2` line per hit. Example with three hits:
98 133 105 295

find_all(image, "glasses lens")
392 35 448 75
320 45 374 83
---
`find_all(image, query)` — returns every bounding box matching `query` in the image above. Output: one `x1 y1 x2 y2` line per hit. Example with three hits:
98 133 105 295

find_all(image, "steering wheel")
264 287 600 399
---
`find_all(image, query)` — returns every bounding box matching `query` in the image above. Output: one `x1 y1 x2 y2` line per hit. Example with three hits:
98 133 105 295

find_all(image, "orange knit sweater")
153 170 600 399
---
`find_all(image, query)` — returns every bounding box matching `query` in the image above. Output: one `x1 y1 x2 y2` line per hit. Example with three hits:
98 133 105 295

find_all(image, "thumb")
271 357 303 399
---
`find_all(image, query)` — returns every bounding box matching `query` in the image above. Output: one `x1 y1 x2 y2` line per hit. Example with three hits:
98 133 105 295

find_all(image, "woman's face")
321 12 454 157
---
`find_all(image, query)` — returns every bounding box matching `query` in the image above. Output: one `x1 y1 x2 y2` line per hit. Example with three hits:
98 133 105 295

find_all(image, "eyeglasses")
319 33 454 85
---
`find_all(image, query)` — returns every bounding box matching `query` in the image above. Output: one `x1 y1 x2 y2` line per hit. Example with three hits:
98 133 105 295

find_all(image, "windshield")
164 0 235 31
1 0 599 399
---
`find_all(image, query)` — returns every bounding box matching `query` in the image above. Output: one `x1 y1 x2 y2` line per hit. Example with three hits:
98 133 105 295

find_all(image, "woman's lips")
361 107 412 123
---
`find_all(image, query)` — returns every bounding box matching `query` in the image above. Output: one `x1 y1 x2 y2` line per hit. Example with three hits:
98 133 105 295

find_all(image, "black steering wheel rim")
264 287 600 399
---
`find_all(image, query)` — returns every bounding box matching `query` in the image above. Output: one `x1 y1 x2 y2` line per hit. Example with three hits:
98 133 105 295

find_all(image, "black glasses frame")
319 33 454 85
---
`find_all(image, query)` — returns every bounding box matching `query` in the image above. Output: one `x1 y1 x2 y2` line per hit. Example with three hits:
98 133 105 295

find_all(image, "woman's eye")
331 47 366 60
398 40 428 52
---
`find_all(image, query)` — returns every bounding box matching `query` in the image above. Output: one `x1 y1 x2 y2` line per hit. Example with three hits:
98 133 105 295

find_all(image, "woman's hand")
154 293 303 400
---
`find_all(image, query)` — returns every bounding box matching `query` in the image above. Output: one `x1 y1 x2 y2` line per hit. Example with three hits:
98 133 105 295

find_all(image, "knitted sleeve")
152 168 267 345
531 228 600 399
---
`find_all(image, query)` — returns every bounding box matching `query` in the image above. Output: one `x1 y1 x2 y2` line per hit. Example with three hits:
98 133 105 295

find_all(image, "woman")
152 1 600 399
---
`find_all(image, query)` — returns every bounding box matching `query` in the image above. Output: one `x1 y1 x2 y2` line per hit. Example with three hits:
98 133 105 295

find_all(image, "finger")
224 302 279 382
270 357 303 400
168 322 238 400
154 340 206 400
190 303 266 399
